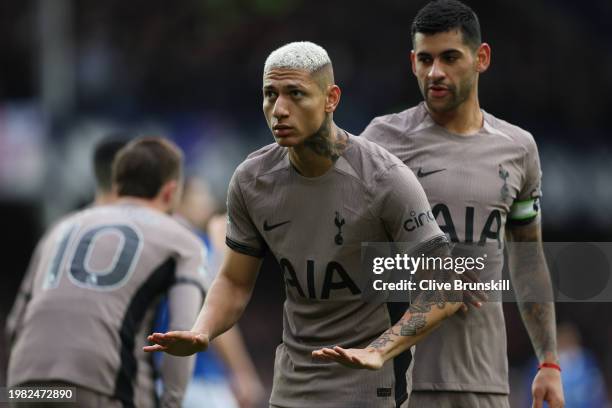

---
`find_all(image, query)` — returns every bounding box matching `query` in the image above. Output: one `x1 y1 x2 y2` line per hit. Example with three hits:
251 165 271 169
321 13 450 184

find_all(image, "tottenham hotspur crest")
498 164 510 201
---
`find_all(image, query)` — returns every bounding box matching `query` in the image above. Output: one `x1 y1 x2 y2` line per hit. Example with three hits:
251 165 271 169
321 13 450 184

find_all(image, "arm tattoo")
507 222 558 362
517 302 557 362
407 303 433 314
367 243 454 350
368 312 430 350
369 326 399 349
399 314 427 336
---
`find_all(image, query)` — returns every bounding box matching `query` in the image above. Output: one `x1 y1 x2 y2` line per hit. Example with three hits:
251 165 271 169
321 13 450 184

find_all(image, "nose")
272 95 290 119
427 58 445 82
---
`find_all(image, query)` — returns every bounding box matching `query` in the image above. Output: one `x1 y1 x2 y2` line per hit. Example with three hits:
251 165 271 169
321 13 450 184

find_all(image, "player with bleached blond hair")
145 41 483 408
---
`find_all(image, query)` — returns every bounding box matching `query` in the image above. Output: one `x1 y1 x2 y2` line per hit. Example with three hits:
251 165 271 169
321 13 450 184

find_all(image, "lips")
428 85 450 98
273 124 293 137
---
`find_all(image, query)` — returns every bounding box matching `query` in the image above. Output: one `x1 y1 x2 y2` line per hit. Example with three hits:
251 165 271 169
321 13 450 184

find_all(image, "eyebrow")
417 49 463 57
262 83 306 91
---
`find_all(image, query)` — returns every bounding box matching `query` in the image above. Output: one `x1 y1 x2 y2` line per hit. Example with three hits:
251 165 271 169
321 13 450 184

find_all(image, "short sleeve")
225 169 266 257
509 137 542 225
374 164 447 251
519 137 542 201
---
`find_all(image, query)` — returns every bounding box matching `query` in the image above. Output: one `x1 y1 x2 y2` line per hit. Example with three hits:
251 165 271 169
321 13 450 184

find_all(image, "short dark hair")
93 137 129 192
113 137 183 199
411 0 481 50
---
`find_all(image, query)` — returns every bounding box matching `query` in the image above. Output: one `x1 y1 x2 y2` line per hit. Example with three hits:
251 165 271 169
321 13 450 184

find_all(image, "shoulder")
484 111 538 154
156 211 202 248
362 104 429 141
233 143 287 183
40 210 82 246
109 205 203 251
343 135 407 183
148 210 205 260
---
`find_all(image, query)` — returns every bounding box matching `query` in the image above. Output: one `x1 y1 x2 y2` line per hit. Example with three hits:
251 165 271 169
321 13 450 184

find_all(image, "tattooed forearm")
510 245 558 361
368 310 430 350
304 117 348 161
517 301 557 362
369 326 399 349
414 288 452 310
366 243 461 357
407 303 433 314
399 314 427 336
507 222 558 363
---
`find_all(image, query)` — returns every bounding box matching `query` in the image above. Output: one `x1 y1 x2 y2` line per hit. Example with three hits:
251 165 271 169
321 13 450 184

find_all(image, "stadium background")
1 0 611 406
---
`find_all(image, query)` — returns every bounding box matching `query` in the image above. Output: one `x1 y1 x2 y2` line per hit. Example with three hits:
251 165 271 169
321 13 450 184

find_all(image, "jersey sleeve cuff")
409 234 450 256
226 237 266 258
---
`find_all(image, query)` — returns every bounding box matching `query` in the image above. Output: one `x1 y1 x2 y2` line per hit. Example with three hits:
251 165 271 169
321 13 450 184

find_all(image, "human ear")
476 43 491 73
325 85 341 113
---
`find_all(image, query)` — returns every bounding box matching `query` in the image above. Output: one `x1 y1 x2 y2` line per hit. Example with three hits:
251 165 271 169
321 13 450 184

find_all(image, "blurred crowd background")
1 0 611 406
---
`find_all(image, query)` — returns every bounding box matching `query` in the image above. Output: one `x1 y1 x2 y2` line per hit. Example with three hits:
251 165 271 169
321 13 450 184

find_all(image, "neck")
289 122 348 178
427 88 483 136
115 196 169 213
94 191 117 206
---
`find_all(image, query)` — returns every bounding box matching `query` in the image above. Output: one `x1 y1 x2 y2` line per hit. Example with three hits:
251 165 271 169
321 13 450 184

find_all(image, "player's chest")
247 178 380 300
402 140 524 213
250 179 380 253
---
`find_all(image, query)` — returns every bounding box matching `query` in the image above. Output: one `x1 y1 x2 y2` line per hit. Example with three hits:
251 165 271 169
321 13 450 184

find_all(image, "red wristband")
538 362 561 372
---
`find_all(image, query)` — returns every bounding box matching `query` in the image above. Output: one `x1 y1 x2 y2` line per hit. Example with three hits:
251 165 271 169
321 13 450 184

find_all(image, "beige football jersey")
7 202 208 407
362 102 542 394
226 134 447 408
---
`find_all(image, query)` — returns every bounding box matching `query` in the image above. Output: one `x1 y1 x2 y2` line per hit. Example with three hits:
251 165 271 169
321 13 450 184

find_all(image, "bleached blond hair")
263 41 331 75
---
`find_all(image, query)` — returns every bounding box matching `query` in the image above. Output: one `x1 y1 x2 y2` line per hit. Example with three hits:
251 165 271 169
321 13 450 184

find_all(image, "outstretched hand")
143 331 209 356
312 346 384 370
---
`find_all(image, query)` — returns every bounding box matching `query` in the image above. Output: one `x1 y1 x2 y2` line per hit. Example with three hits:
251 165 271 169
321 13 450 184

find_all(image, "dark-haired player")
5 137 130 353
145 41 476 408
6 137 206 408
361 1 564 407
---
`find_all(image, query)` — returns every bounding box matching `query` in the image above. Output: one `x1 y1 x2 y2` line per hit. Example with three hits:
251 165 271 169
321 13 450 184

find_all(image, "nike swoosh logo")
263 220 291 231
417 167 446 178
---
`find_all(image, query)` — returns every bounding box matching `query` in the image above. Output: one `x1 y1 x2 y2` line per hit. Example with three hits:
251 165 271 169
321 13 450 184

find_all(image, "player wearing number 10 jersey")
6 137 207 408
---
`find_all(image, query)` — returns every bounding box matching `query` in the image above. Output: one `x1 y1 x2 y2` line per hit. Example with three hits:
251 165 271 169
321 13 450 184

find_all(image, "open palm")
143 331 209 356
312 346 384 370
